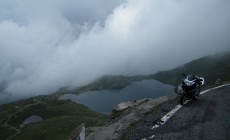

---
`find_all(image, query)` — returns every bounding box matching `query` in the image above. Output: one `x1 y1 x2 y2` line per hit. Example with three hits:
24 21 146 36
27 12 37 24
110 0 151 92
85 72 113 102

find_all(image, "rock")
86 96 176 140
115 101 133 111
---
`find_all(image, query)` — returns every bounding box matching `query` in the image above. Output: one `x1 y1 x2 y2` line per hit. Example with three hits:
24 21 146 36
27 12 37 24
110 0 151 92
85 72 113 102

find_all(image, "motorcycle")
177 74 205 105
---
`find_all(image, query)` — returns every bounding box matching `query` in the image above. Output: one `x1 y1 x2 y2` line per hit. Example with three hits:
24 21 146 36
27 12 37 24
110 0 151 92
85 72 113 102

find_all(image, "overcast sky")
0 0 230 103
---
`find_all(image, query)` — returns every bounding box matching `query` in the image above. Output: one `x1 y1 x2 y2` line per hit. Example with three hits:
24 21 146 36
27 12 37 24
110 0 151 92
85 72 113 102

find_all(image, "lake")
23 115 43 125
59 80 175 114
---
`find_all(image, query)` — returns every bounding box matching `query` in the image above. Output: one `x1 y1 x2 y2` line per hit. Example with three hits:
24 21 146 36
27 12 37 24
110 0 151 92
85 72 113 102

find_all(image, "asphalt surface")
124 85 230 140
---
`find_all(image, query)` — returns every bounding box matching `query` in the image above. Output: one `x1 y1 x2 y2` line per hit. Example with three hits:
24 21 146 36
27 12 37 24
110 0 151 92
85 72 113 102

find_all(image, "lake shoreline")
59 79 175 114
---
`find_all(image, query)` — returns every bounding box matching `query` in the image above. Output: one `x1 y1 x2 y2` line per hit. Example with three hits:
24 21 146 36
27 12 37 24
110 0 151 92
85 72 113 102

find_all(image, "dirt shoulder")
86 95 178 140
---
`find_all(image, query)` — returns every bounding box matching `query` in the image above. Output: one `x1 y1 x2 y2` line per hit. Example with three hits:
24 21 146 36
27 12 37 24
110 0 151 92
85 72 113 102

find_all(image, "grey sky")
0 0 230 103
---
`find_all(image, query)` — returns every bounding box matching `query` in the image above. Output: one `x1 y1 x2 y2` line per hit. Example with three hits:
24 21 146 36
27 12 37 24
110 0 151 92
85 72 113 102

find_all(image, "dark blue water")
60 80 174 114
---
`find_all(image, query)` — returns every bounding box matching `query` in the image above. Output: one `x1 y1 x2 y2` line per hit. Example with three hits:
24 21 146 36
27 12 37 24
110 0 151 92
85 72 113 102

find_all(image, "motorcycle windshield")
184 79 195 86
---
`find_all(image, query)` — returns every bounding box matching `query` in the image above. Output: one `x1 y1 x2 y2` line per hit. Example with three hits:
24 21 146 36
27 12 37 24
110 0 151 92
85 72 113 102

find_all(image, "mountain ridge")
0 51 230 139
61 50 230 96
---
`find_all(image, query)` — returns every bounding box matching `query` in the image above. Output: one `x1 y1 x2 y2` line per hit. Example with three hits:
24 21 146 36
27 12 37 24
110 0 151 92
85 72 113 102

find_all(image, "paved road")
124 85 230 140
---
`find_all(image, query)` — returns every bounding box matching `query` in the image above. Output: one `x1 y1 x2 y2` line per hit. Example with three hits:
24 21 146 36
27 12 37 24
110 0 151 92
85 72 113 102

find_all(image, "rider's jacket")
182 75 200 91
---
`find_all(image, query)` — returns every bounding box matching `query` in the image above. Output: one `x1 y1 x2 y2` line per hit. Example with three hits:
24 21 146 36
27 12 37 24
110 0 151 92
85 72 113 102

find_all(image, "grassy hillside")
151 51 230 88
52 75 133 97
54 51 230 97
0 96 108 140
1 51 229 139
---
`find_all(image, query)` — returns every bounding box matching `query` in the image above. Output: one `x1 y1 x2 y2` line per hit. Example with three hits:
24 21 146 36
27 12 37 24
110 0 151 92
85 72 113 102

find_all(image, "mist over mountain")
0 0 230 103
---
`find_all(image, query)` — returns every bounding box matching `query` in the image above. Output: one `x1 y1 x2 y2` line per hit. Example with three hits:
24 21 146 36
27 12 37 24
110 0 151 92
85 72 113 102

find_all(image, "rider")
187 75 202 85
182 74 202 92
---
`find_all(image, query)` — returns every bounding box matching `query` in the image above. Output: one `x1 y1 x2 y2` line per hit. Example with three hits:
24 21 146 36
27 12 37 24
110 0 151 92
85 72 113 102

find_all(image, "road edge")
142 83 230 140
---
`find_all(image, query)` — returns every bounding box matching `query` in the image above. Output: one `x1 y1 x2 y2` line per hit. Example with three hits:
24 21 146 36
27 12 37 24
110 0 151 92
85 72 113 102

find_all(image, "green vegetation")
71 51 230 93
0 126 17 140
52 75 133 97
151 51 230 89
68 51 230 96
1 51 229 139
0 98 108 140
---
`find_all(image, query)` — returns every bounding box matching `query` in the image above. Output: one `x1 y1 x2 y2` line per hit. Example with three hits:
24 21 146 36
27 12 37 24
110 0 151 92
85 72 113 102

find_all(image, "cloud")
0 0 230 103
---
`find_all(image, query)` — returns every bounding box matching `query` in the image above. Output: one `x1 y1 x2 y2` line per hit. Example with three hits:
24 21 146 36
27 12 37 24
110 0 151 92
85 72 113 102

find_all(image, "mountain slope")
151 51 230 88
54 51 230 97
0 97 108 140
1 51 230 139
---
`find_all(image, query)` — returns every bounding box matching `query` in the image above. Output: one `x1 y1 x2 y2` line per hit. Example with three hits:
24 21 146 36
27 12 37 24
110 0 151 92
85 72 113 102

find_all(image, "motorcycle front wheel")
179 93 187 105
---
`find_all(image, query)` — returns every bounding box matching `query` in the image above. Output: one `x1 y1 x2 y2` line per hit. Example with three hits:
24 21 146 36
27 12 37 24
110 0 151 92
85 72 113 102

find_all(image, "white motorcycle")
177 74 205 105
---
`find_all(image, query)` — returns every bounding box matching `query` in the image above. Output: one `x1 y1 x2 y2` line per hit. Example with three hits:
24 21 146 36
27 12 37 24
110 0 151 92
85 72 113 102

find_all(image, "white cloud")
0 0 230 103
